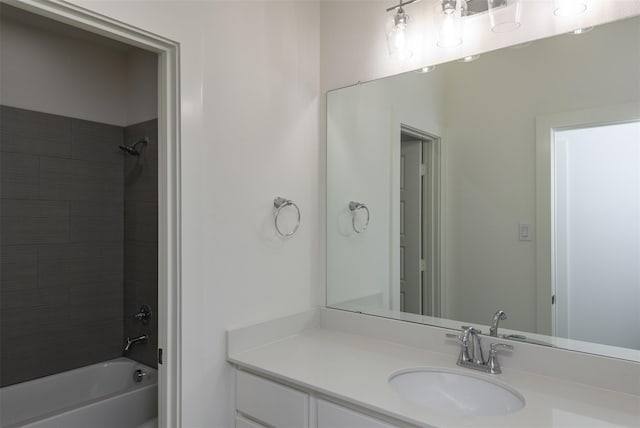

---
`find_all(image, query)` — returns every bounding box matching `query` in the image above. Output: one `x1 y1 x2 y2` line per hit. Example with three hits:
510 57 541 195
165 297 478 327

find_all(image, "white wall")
555 122 640 349
126 49 158 125
0 11 157 126
55 1 321 427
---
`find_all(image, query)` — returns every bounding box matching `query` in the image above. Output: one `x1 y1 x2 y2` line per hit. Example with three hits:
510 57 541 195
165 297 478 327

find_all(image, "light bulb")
386 8 413 60
435 1 462 48
438 14 462 47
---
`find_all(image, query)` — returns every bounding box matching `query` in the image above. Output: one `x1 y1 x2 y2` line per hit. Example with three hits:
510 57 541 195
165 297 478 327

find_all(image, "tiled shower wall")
0 106 124 386
123 119 158 368
0 106 158 385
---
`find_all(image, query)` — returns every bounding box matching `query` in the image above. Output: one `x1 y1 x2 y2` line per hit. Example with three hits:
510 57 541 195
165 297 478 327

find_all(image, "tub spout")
124 334 148 352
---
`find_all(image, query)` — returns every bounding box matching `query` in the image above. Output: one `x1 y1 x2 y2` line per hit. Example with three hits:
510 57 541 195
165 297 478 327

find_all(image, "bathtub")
1 357 157 428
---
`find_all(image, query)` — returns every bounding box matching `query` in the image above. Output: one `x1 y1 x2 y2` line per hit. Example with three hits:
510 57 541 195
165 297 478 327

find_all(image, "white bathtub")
1 357 157 428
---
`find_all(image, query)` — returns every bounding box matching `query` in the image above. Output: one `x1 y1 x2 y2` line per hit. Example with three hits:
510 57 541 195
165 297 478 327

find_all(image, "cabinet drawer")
235 415 266 428
236 370 309 428
317 399 398 428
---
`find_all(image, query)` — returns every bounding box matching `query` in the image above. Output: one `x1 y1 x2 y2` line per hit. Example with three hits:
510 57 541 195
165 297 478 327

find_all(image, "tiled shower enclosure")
0 105 158 386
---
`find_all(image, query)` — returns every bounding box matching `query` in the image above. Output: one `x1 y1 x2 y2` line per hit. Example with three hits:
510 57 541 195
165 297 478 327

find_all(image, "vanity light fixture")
385 0 419 60
553 0 587 16
488 0 521 33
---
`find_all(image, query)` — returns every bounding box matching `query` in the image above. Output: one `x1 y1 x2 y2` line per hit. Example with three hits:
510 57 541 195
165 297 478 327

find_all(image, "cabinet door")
236 370 309 428
317 399 398 428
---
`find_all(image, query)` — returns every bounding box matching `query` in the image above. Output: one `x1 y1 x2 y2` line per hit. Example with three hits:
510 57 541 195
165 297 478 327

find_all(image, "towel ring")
349 201 370 234
274 197 301 238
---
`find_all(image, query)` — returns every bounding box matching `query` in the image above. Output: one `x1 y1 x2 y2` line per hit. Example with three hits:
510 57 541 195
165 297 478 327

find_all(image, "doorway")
0 1 181 426
399 126 441 317
552 121 640 349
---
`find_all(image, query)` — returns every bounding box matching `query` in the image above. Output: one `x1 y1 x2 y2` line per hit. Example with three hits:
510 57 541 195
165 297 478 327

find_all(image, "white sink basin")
389 368 525 416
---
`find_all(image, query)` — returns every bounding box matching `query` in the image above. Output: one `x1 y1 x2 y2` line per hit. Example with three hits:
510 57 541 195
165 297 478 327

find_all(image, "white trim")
535 102 640 337
1 1 183 426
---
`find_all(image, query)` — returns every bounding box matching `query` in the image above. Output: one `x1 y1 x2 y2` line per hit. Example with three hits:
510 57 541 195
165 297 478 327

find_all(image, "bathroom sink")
388 369 525 416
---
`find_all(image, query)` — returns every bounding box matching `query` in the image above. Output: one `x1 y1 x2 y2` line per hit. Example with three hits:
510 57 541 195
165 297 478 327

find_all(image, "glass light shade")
386 11 414 60
434 1 462 48
488 0 522 33
554 0 587 16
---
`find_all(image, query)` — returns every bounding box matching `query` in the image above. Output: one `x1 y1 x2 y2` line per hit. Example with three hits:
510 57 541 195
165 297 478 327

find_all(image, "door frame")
1 0 183 426
535 102 639 336
399 124 442 317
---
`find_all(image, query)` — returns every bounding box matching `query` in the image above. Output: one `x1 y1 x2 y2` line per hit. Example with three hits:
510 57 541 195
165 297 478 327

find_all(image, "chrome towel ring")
349 201 370 233
274 197 301 238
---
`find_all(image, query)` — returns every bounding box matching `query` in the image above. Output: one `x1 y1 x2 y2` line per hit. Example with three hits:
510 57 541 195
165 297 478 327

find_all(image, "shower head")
119 137 149 156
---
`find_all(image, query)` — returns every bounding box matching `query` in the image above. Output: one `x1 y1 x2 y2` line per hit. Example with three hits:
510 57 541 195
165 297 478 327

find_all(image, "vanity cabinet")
236 370 309 427
234 370 409 428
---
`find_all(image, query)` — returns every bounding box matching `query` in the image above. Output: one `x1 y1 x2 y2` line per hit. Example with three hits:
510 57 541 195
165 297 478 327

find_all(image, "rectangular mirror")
326 14 640 361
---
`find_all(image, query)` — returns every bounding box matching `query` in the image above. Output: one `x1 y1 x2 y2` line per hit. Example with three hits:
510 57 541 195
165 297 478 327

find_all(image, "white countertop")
228 326 640 428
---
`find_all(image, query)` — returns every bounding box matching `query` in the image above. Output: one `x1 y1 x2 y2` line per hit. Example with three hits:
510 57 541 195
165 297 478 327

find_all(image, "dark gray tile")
67 295 122 323
70 200 123 217
0 245 38 291
1 199 69 217
1 215 69 245
38 242 122 261
0 288 41 310
0 106 71 157
124 150 158 202
38 254 123 289
0 346 41 386
124 241 157 284
125 200 158 243
0 152 39 199
40 157 123 201
37 286 70 308
69 215 123 243
71 119 124 165
68 281 124 311
0 307 39 339
36 305 71 326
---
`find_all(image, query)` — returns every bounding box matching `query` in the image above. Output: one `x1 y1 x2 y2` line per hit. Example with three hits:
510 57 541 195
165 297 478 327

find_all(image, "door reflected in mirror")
326 15 640 361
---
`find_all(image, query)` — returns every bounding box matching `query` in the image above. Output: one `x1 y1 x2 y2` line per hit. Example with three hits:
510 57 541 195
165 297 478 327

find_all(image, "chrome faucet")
446 326 514 374
460 326 484 364
124 334 148 352
490 310 507 337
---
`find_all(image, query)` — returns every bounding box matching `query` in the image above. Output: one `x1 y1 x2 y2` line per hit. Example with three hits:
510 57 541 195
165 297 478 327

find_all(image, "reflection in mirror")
326 15 640 361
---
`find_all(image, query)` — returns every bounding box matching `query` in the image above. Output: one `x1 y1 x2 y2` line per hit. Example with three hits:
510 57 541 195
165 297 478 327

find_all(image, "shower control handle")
133 304 152 325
